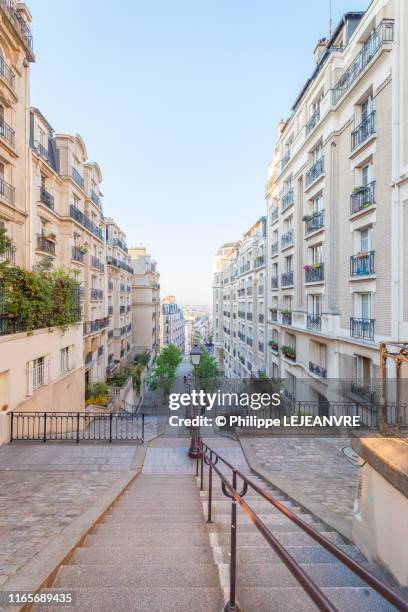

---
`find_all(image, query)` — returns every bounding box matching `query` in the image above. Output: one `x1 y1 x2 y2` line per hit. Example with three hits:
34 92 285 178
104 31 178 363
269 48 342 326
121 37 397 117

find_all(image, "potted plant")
46 232 57 241
281 308 292 315
79 245 88 254
281 345 296 360
353 186 365 194
302 214 312 221
303 264 311 270
269 340 279 351
311 262 322 269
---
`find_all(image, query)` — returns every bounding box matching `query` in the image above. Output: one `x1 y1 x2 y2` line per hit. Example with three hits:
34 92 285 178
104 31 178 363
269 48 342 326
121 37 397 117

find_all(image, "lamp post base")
188 432 201 459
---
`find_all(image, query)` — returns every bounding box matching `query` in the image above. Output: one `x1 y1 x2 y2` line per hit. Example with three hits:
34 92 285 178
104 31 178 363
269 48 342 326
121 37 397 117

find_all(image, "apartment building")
129 246 160 363
213 217 268 378
265 1 405 403
105 219 133 374
160 295 185 352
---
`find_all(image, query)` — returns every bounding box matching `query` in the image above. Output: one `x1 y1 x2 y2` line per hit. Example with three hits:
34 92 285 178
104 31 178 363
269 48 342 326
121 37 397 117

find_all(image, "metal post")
196 451 199 477
379 342 387 433
207 451 213 523
10 412 13 443
225 469 238 612
142 413 145 443
109 411 113 443
43 412 47 443
76 413 80 443
200 446 204 491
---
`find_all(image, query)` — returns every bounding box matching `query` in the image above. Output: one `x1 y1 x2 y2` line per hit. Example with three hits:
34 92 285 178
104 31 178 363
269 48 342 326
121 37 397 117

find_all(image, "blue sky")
29 0 367 306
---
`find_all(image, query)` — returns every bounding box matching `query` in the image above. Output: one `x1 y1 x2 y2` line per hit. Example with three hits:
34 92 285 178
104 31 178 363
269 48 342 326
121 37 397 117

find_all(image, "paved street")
242 436 360 538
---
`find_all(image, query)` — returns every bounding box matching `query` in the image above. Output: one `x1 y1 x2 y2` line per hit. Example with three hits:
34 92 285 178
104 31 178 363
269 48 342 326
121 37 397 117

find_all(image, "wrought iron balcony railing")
309 361 327 378
307 314 321 331
350 181 375 214
271 276 278 289
0 117 15 147
281 271 294 287
36 234 55 255
90 288 103 301
305 210 324 234
271 207 279 222
281 229 294 249
281 311 292 325
352 111 375 150
91 256 104 272
350 251 375 276
281 150 291 170
32 140 50 163
90 189 101 207
305 263 324 283
0 176 15 204
0 54 15 89
271 242 278 255
306 108 320 135
254 255 265 268
0 240 15 263
270 308 278 321
71 246 84 263
350 317 375 341
39 187 54 210
306 157 324 187
69 205 103 240
72 167 84 189
0 0 34 53
332 20 394 106
120 305 126 313
281 188 294 211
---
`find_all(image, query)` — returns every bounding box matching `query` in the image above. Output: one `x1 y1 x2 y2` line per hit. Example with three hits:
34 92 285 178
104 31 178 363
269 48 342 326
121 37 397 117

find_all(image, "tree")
195 348 219 392
149 362 176 399
156 344 182 369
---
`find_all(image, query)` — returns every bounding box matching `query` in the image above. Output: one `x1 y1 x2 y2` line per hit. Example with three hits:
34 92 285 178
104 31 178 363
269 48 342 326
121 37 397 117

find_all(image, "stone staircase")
34 474 223 611
202 468 404 611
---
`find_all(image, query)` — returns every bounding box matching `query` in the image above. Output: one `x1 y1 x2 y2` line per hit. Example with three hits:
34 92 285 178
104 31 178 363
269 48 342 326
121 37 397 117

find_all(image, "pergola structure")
379 341 408 433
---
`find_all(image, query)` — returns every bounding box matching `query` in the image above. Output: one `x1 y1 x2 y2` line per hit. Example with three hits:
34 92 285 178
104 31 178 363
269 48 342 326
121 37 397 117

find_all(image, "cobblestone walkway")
242 436 360 537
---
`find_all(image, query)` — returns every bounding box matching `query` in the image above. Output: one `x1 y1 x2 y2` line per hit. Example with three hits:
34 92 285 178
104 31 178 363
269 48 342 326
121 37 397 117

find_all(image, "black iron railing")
71 246 84 263
0 0 34 53
281 311 292 325
271 277 278 289
83 317 109 335
332 20 394 106
305 264 324 283
270 308 278 321
70 205 103 240
36 234 55 255
350 251 375 276
0 240 15 263
350 317 375 341
198 442 408 612
90 189 101 207
281 271 294 287
271 242 278 255
309 361 327 378
306 157 324 186
281 150 291 170
350 181 375 214
352 111 376 150
281 229 294 249
90 288 103 301
305 210 324 234
281 188 294 211
0 176 15 204
72 167 84 189
40 187 54 209
307 314 321 331
0 53 15 88
306 107 320 135
271 207 279 222
10 412 144 443
0 117 15 147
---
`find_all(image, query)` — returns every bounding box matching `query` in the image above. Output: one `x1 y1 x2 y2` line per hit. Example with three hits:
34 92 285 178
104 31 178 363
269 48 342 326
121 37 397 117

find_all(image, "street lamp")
188 344 202 458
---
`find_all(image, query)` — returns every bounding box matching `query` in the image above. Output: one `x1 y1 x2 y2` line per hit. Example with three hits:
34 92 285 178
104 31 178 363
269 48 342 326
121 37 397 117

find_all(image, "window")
312 193 323 213
60 346 72 374
39 127 47 148
284 216 293 232
284 296 293 311
358 228 371 253
361 163 373 186
73 194 80 208
309 244 323 264
313 143 323 162
285 256 293 272
355 293 371 320
355 355 371 384
28 356 47 393
308 294 322 315
361 95 373 121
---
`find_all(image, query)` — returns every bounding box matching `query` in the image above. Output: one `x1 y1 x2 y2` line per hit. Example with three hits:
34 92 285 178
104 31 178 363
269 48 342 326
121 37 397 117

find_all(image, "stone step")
54 563 220 589
32 587 223 612
94 523 211 536
205 500 299 513
235 587 397 611
233 562 373 588
108 505 203 516
102 513 206 524
72 546 215 565
215 530 345 547
218 544 366 565
200 491 289 501
83 533 211 548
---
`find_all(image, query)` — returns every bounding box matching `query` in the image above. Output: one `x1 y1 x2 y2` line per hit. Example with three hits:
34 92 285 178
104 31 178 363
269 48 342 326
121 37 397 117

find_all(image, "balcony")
307 314 321 331
246 337 253 347
0 240 15 263
306 157 324 187
39 187 54 210
281 345 296 360
271 242 278 256
350 251 375 277
0 117 15 148
72 167 84 189
112 237 128 252
304 263 324 283
91 256 104 272
281 311 292 325
281 271 294 287
0 54 15 89
270 308 278 322
0 0 34 54
350 317 375 341
281 188 294 212
281 150 291 170
246 286 252 296
71 246 84 263
350 381 376 403
269 340 279 352
271 277 279 289
304 210 324 234
352 111 376 150
69 205 103 240
281 229 294 249
240 262 250 274
309 361 327 379
350 181 375 214
238 288 245 297
91 189 101 207
32 140 50 163
90 288 103 301
120 305 126 314
0 176 15 204
36 234 55 255
306 108 320 135
254 255 265 268
238 331 245 341
258 314 264 324
332 20 394 106
271 207 279 223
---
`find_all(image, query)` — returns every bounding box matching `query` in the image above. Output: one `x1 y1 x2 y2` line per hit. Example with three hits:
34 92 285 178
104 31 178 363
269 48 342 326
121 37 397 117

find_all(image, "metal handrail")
199 441 408 612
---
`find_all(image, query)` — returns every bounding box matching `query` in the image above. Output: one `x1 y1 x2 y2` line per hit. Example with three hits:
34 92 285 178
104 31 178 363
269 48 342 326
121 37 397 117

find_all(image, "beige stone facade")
213 218 267 377
160 295 185 352
129 247 160 363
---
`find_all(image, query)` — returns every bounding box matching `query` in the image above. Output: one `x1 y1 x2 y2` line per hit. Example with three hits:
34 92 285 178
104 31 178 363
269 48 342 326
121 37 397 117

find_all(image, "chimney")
314 38 327 64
